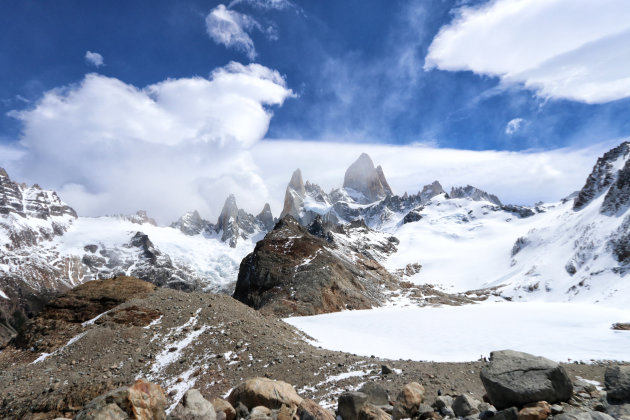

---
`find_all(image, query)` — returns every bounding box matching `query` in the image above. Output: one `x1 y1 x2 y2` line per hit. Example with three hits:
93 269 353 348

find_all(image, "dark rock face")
500 205 536 218
608 215 630 266
605 365 630 403
338 391 369 420
480 350 573 409
233 216 398 317
601 158 630 215
403 209 423 224
574 141 630 211
450 185 502 206
343 154 393 203
257 203 276 232
0 168 77 220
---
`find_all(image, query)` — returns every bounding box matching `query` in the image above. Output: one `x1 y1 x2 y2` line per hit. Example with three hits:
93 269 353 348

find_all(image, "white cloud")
425 0 630 104
7 63 293 223
251 139 621 213
84 51 104 67
228 0 294 10
505 118 524 135
205 5 261 60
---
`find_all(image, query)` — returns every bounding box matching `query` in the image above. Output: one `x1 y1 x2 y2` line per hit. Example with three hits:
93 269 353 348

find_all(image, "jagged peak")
450 185 502 206
343 153 392 203
0 167 8 178
287 169 306 197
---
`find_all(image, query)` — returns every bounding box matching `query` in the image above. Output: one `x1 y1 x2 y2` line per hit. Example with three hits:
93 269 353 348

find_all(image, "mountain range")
1 142 629 346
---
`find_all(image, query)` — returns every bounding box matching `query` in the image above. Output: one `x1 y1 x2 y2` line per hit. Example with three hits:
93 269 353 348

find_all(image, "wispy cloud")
84 50 104 67
425 0 630 104
228 0 294 11
505 118 524 135
205 5 261 60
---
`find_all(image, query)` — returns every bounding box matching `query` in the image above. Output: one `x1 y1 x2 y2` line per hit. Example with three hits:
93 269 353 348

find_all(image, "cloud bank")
6 63 294 223
425 0 630 104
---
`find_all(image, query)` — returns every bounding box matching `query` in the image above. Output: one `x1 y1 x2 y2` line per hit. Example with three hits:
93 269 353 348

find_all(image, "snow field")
285 301 630 362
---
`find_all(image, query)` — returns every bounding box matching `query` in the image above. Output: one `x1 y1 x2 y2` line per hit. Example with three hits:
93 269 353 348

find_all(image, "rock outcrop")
343 153 393 203
450 185 502 206
233 216 399 317
480 350 573 409
574 141 630 211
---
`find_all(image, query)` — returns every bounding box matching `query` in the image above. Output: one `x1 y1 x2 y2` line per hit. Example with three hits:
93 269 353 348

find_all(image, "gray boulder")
493 407 518 420
605 365 630 402
554 411 616 420
338 392 369 420
480 350 573 409
171 389 216 420
452 395 480 417
359 383 390 407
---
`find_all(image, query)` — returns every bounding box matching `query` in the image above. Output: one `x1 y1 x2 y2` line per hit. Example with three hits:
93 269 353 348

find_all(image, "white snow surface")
383 194 630 307
54 216 255 290
285 301 630 363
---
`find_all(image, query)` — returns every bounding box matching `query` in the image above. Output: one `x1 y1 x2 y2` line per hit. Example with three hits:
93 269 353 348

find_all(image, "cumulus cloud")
7 63 293 223
505 118 524 135
425 0 630 104
205 5 262 60
84 51 104 67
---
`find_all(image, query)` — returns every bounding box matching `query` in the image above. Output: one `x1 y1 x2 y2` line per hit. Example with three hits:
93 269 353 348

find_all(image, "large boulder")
605 365 630 402
338 392 369 420
298 399 336 420
392 382 425 420
227 378 303 410
75 379 166 420
480 350 573 409
171 389 216 420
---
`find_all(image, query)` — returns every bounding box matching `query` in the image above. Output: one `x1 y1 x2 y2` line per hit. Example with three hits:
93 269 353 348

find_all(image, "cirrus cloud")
425 0 630 104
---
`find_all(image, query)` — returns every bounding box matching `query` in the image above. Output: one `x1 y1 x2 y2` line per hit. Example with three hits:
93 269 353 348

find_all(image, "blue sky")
1 0 630 220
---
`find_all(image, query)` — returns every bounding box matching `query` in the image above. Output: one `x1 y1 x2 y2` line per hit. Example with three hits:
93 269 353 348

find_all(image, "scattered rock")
480 350 573 409
452 394 480 417
612 323 630 331
392 382 424 420
338 391 369 420
381 365 394 375
228 378 303 411
554 411 616 420
494 407 519 420
604 365 630 402
358 404 391 420
172 389 216 420
213 398 236 420
75 379 166 420
358 383 390 407
517 401 551 420
298 399 336 420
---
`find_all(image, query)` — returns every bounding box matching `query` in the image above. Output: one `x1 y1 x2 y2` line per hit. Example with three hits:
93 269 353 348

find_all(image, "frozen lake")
285 301 630 362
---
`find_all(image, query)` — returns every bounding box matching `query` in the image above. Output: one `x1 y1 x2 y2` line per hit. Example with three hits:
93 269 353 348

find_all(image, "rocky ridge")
172 195 276 248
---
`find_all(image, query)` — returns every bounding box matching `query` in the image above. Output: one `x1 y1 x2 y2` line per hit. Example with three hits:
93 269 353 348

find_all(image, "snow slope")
285 300 630 362
54 216 258 291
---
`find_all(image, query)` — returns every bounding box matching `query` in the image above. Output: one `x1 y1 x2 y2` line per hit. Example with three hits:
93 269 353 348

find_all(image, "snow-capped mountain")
383 142 630 307
0 170 274 345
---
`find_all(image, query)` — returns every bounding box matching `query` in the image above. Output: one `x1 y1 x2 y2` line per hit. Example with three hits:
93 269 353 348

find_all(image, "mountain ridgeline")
2 142 630 345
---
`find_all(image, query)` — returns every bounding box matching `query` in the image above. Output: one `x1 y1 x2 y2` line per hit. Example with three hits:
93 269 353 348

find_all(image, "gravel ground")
0 285 614 419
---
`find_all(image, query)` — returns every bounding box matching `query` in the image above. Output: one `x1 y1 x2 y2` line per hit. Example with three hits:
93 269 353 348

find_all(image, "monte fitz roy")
1 142 630 345
0 142 629 419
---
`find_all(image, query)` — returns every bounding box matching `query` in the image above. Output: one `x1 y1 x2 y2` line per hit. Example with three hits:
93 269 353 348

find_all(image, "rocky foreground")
0 277 626 419
55 350 630 420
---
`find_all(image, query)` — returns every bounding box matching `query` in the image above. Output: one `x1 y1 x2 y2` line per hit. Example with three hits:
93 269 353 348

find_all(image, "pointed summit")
217 194 240 247
280 169 306 219
343 153 392 203
256 203 275 231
